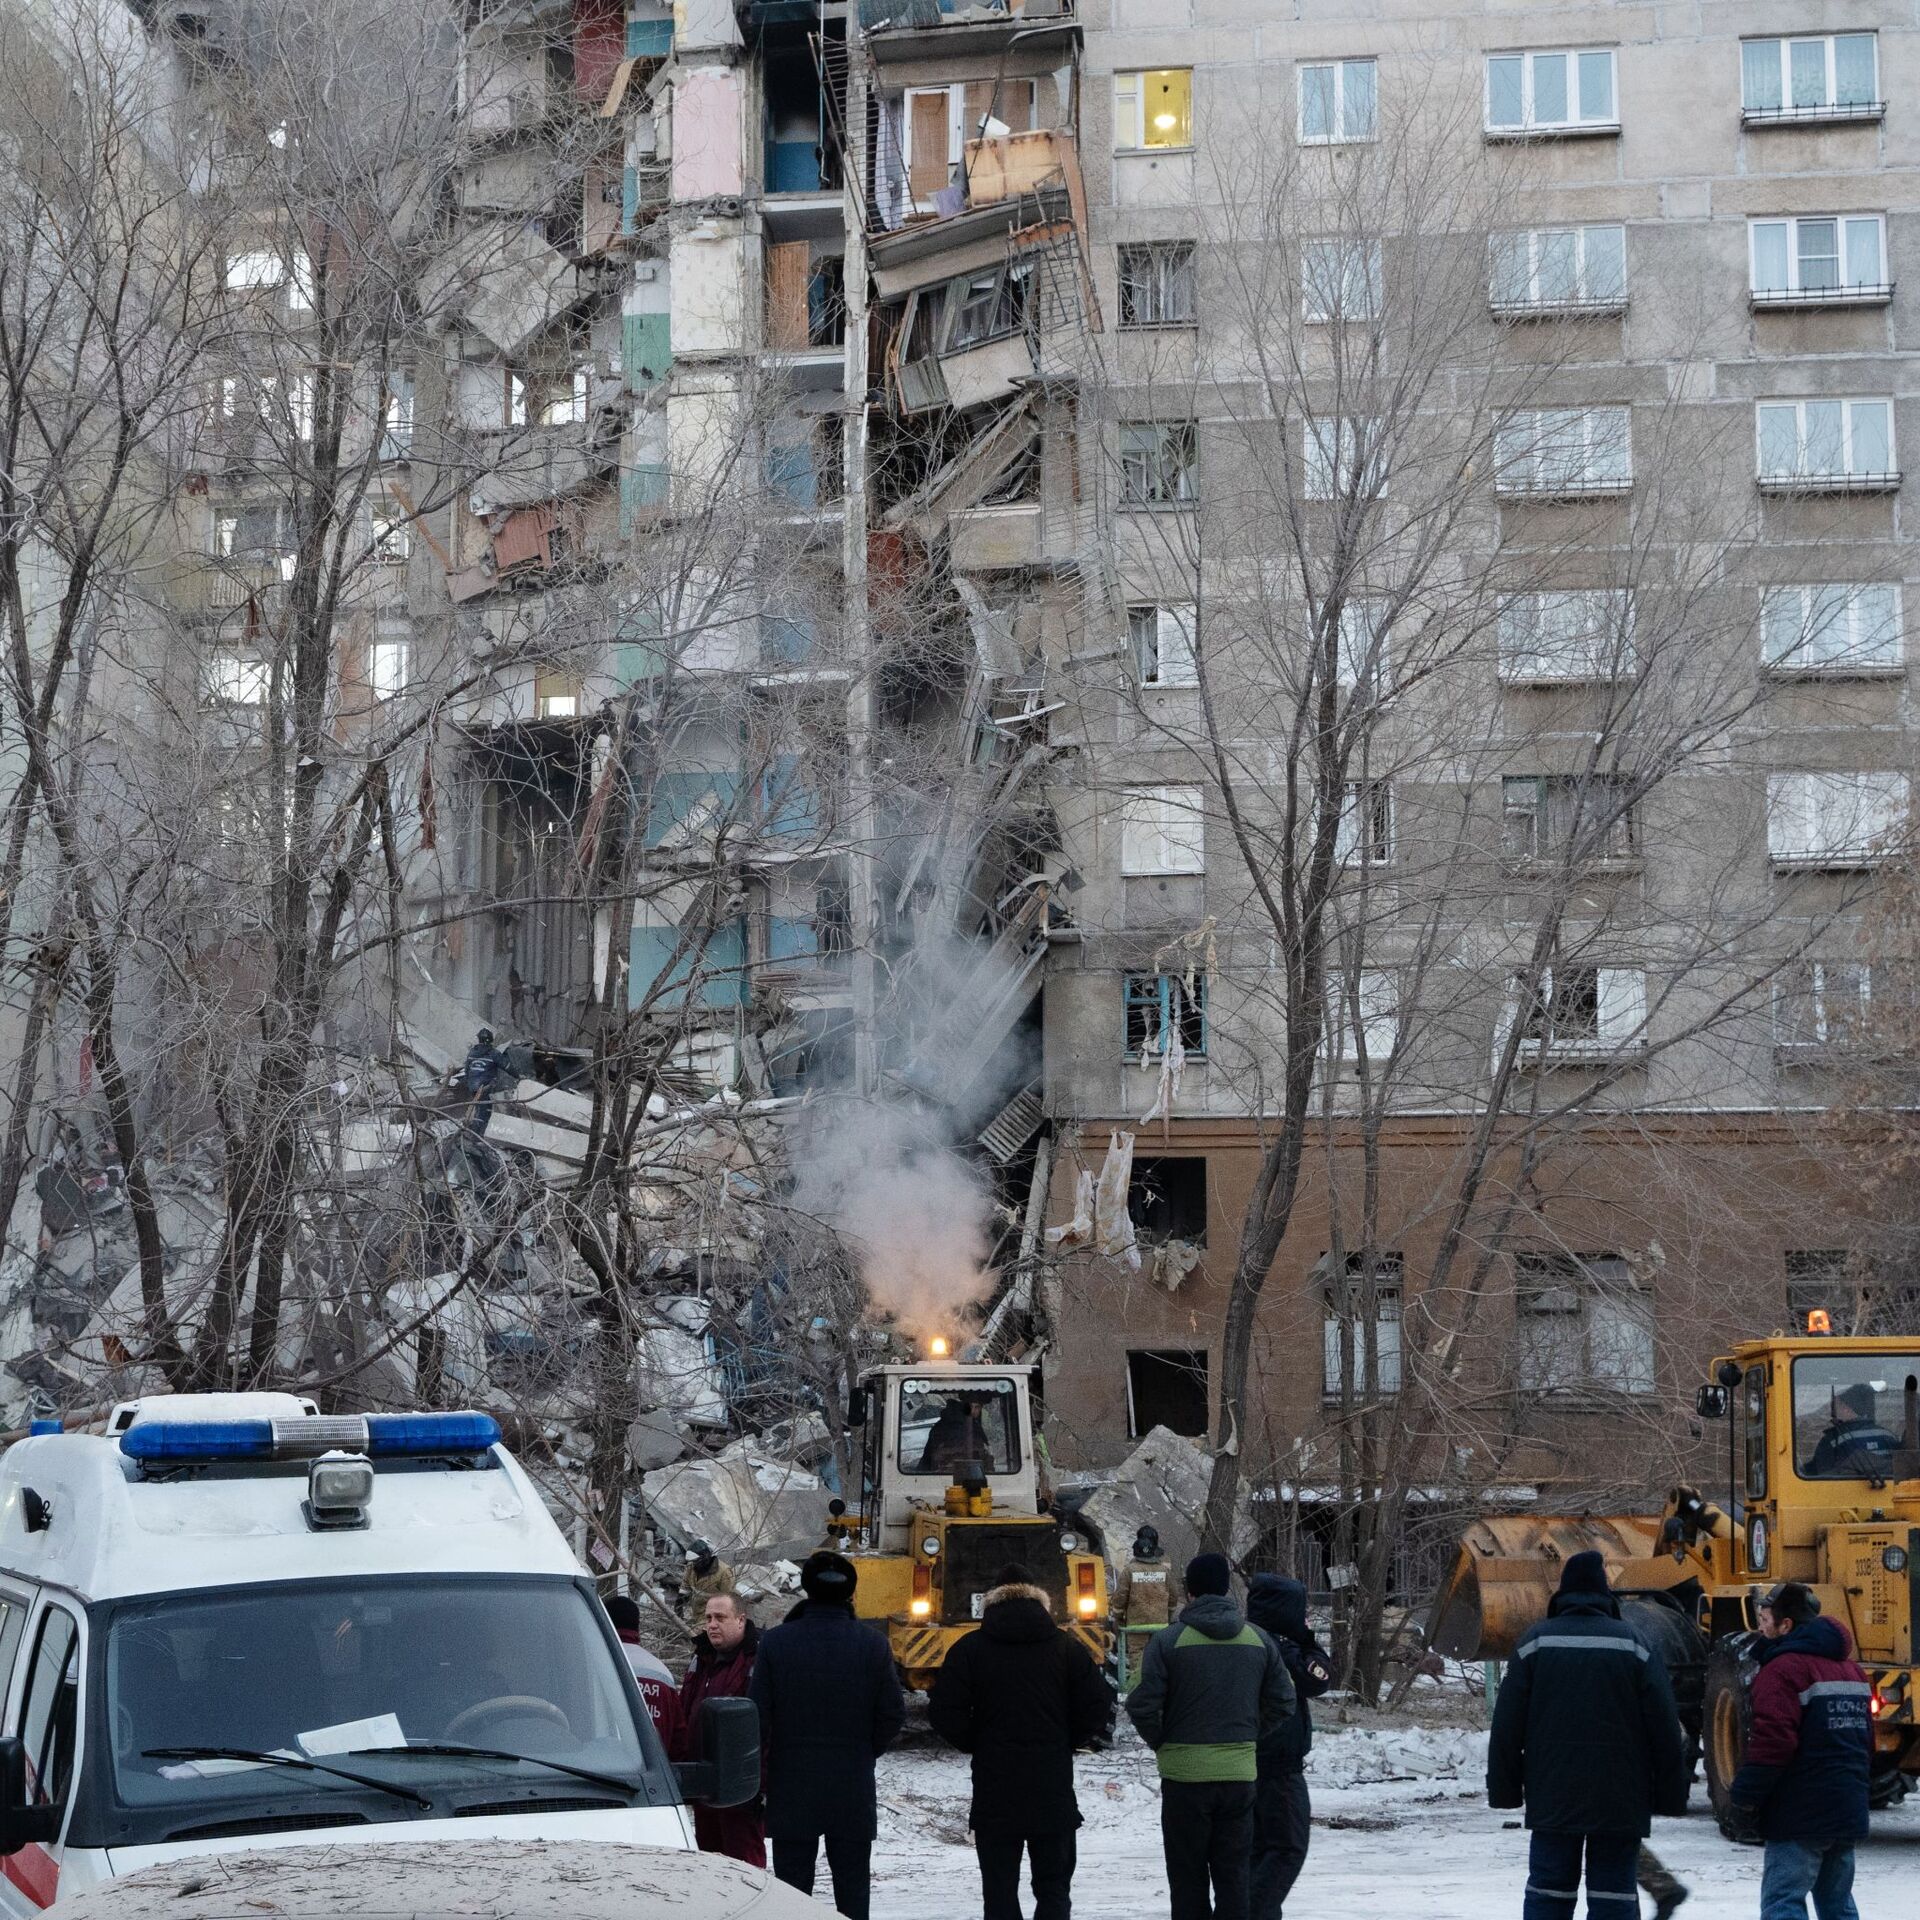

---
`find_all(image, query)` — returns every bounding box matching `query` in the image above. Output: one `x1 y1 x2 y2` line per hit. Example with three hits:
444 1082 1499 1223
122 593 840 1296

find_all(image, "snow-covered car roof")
0 1396 580 1600
44 1840 822 1920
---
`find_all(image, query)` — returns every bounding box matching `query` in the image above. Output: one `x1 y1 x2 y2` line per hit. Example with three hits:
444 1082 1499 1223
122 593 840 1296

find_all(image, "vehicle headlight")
920 1534 941 1557
1059 1531 1081 1553
1884 1545 1910 1574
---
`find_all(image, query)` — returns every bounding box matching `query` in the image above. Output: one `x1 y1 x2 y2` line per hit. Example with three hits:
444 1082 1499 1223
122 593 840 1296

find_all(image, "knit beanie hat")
800 1549 858 1603
1185 1551 1232 1597
1557 1550 1610 1596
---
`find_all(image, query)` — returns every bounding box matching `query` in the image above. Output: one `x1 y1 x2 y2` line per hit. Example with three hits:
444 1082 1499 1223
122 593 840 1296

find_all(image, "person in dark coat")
1126 1553 1295 1920
928 1562 1115 1920
1486 1551 1689 1920
679 1592 764 1867
749 1549 904 1920
1728 1582 1872 1920
1244 1575 1332 1918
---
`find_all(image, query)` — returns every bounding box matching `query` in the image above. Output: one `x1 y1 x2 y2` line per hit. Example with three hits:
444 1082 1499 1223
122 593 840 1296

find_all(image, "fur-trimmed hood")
979 1582 1058 1643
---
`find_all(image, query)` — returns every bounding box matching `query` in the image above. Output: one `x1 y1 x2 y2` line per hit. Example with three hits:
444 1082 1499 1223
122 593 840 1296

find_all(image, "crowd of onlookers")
610 1547 1875 1920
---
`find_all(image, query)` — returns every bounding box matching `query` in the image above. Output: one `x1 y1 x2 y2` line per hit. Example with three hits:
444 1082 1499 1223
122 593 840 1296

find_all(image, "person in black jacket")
749 1551 905 1920
1244 1575 1332 1918
1486 1551 1689 1920
929 1563 1115 1920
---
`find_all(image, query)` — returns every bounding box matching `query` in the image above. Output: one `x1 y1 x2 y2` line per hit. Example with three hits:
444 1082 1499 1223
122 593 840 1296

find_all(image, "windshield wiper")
142 1747 433 1809
340 1742 635 1796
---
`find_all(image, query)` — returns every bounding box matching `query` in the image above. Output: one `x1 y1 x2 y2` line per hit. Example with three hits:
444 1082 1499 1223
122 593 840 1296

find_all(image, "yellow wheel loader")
1430 1332 1920 1830
823 1359 1112 1690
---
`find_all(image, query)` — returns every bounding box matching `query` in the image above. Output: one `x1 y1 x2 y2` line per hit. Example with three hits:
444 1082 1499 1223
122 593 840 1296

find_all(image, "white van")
0 1394 756 1912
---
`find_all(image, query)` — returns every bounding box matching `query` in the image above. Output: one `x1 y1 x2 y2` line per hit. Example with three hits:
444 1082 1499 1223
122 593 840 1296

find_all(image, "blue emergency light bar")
120 1410 501 1464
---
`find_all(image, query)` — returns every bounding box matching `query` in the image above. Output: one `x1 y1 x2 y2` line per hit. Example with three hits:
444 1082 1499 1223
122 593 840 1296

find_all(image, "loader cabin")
1694 1334 1920 1645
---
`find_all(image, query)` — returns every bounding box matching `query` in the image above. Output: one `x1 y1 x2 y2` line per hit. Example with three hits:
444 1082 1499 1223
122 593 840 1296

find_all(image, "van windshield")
103 1576 660 1837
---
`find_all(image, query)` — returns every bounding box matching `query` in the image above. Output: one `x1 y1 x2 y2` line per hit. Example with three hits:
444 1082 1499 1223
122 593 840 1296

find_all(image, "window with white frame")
1326 969 1398 1063
1495 407 1632 496
1516 965 1646 1055
1305 416 1386 501
1749 216 1887 303
541 368 590 426
1335 781 1392 866
1773 960 1872 1050
902 80 1038 205
1741 34 1879 123
1322 1252 1402 1399
1767 771 1909 867
1490 225 1626 313
1755 398 1897 489
1114 69 1193 152
287 371 314 442
1498 590 1631 683
381 372 415 460
1515 1252 1653 1396
1302 238 1383 322
1335 599 1389 696
205 651 269 707
1485 49 1617 135
1119 421 1197 507
367 630 410 700
1761 585 1903 675
1118 242 1196 328
1503 775 1636 865
1121 785 1205 875
370 502 411 563
1130 604 1198 688
224 250 285 292
1297 59 1377 145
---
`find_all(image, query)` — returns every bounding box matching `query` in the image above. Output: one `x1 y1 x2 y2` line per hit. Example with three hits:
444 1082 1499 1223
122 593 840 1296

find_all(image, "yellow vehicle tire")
1702 1638 1752 1838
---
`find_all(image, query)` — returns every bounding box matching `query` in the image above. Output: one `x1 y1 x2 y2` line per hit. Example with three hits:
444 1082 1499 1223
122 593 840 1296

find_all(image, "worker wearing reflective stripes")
1486 1552 1689 1920
1728 1583 1870 1920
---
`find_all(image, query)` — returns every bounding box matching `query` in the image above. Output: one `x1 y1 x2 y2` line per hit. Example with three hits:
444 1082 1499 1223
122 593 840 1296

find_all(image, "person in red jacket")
1728 1582 1872 1920
679 1591 766 1867
604 1593 687 1761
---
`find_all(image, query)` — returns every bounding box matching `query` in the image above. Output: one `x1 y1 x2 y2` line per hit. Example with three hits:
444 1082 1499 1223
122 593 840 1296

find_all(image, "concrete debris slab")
644 1451 826 1563
1073 1424 1254 1583
626 1410 691 1472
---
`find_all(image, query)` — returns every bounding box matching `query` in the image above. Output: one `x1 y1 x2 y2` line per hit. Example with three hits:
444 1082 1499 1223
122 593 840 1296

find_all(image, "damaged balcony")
761 16 848 243
860 2 1078 69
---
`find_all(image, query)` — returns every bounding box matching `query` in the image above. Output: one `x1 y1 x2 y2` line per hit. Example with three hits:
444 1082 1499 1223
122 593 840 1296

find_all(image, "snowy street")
870 1706 1920 1919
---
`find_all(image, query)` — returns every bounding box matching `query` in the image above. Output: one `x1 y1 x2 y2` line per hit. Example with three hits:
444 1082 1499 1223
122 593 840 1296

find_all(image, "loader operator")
1806 1381 1902 1477
918 1394 995 1476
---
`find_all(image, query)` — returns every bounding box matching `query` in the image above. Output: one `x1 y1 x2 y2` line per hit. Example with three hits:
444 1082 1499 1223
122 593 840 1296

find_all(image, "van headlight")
1059 1531 1081 1553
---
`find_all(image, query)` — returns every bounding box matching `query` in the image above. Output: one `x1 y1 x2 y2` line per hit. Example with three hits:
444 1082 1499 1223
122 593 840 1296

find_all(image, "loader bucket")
1427 1513 1666 1659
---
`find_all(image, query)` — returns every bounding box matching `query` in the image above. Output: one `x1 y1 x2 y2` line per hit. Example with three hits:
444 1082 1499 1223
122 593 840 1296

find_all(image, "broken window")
1127 1156 1208 1247
1119 242 1196 328
370 503 411 563
1125 972 1207 1058
1321 1253 1403 1399
213 505 294 578
205 651 268 707
900 79 1038 207
1515 965 1646 1056
1335 781 1392 866
1127 1349 1209 1438
1120 785 1205 875
1773 959 1873 1049
1502 775 1636 864
1119 421 1197 507
946 260 1031 352
1129 604 1198 687
541 369 590 426
1515 1252 1653 1396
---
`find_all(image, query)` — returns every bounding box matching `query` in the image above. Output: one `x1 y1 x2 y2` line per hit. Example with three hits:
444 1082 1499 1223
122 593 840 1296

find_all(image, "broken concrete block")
644 1450 826 1562
1073 1425 1255 1584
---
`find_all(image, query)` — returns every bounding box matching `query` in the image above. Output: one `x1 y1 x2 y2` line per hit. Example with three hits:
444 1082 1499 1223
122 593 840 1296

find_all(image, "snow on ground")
866 1705 1920 1919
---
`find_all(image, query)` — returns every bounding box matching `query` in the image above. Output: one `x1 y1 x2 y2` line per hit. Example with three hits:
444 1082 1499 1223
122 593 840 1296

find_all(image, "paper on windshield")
296 1713 406 1756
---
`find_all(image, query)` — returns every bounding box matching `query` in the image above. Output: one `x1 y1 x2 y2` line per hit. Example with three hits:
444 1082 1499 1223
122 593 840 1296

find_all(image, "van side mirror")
0 1736 59 1856
675 1696 759 1809
1694 1384 1729 1421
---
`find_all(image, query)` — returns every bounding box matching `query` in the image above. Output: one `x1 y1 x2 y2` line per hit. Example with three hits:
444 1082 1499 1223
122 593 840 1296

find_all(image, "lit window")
1495 407 1632 496
1114 69 1193 152
1755 398 1897 490
1741 34 1879 123
1118 243 1196 329
1498 591 1632 683
1490 226 1626 314
1766 771 1908 868
1748 216 1887 303
1120 785 1205 876
1301 239 1382 322
1335 781 1392 866
1761 585 1902 676
368 636 409 700
1118 421 1197 507
1515 1253 1652 1396
1297 59 1377 145
1129 605 1198 688
1485 49 1617 135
